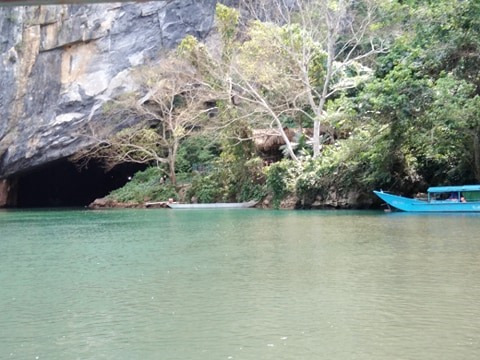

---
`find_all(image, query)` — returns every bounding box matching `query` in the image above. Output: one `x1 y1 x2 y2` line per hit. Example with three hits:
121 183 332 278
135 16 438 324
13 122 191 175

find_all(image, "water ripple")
1 209 480 359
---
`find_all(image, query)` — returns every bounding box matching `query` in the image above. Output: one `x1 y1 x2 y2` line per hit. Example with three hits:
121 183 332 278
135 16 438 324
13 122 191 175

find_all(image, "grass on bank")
106 167 178 204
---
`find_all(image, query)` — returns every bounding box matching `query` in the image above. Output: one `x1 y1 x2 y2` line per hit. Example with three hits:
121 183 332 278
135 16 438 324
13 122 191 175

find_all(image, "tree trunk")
276 123 298 162
168 143 177 186
473 130 480 182
313 12 336 158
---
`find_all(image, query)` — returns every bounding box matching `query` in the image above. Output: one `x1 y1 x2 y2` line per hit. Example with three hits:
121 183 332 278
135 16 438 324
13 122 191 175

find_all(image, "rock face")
0 0 217 178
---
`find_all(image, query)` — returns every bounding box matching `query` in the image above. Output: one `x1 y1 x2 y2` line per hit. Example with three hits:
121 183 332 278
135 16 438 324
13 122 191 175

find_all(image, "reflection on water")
1 209 480 359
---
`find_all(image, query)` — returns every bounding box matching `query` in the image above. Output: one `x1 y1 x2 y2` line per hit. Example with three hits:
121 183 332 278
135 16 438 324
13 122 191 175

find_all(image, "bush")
107 167 178 203
187 174 224 203
186 155 267 203
264 159 303 208
176 135 220 173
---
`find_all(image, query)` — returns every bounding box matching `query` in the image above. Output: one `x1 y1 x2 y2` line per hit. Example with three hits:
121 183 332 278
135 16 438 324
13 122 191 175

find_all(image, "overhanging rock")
0 0 217 178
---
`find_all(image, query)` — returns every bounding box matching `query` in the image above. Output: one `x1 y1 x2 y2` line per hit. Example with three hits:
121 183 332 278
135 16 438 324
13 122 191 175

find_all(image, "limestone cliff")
0 1 217 178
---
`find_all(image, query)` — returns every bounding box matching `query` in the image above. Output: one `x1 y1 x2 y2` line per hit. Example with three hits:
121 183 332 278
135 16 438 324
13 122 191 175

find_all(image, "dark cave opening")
13 159 146 208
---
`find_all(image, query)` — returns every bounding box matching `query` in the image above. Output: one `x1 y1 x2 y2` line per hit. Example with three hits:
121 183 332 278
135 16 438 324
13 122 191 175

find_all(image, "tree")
72 55 214 185
239 0 387 157
353 0 480 188
180 1 387 161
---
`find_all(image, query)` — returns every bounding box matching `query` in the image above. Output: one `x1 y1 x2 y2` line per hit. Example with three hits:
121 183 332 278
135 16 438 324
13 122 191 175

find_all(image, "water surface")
1 209 480 359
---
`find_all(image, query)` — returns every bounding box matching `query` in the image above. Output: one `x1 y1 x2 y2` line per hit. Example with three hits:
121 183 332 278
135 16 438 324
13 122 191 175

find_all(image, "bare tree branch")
71 54 217 185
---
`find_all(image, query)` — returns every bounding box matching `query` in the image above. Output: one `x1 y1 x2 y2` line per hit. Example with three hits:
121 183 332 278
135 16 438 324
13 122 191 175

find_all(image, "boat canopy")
427 185 480 193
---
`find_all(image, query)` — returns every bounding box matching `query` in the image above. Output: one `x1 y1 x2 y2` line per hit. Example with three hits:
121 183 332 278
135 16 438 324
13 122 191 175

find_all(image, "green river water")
1 208 480 359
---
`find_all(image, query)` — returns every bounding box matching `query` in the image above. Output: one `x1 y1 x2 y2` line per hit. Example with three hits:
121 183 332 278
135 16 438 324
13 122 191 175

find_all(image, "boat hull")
167 200 258 209
373 191 480 212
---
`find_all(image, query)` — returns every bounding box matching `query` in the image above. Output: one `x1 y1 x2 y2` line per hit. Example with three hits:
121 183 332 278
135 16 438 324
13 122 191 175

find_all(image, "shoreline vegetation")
80 2 480 209
87 165 373 210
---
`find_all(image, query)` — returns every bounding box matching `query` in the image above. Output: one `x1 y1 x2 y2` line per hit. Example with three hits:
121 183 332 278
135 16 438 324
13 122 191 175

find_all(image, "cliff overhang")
0 1 218 206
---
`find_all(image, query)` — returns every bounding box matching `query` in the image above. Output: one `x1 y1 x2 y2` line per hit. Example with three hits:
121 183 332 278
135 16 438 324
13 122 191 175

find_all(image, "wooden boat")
373 185 480 212
167 200 258 209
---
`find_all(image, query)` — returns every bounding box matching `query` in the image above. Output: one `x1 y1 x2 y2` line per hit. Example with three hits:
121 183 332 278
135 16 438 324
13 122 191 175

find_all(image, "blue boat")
373 185 480 212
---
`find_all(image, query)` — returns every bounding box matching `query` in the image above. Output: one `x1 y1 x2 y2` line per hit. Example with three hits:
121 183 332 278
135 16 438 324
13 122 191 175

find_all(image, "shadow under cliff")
11 159 145 208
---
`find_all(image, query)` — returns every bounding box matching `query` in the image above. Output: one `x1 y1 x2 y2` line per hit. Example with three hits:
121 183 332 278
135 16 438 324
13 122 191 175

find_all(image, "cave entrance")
12 158 146 208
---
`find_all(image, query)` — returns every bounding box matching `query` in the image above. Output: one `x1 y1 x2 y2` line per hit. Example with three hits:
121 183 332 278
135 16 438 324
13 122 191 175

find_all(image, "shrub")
187 174 224 203
264 159 303 208
186 155 267 203
176 134 220 173
107 167 178 203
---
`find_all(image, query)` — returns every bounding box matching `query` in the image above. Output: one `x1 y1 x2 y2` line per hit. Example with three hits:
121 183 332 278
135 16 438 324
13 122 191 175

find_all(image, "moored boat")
167 200 258 209
373 185 480 212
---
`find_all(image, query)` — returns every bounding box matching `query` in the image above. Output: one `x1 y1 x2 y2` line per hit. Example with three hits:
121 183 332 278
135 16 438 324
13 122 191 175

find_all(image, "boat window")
448 192 459 201
463 191 480 202
430 193 449 201
430 192 461 201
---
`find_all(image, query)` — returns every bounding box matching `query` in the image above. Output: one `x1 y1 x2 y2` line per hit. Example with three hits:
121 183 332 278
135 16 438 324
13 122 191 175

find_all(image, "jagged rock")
0 0 217 178
87 196 143 209
280 195 300 209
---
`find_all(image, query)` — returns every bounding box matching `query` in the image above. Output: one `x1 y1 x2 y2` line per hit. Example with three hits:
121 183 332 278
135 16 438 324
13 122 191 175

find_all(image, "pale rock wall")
0 0 217 178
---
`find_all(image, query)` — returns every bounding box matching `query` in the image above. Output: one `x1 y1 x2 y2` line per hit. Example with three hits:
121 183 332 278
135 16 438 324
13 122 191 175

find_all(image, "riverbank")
88 190 377 210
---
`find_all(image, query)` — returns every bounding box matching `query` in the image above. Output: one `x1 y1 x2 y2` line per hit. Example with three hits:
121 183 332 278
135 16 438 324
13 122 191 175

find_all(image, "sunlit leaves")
237 21 310 99
215 4 240 43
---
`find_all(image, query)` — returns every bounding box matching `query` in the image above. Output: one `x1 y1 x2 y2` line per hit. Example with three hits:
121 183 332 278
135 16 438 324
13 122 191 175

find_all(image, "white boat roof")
427 185 480 193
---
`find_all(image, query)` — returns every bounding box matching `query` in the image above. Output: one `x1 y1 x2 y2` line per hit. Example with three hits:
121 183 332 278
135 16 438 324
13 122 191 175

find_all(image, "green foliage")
107 167 177 203
410 76 480 184
177 35 218 79
187 174 224 203
105 0 480 205
186 143 267 203
238 21 294 90
215 4 240 44
238 157 268 202
354 0 480 188
177 35 200 57
264 160 303 208
176 134 220 173
338 127 409 190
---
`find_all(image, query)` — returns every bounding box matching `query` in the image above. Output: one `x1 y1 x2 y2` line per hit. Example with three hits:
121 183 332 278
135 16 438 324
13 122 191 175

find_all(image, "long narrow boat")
373 185 480 212
167 200 258 209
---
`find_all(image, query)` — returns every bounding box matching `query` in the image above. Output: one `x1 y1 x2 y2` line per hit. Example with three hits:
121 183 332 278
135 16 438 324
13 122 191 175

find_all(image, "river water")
1 208 480 359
